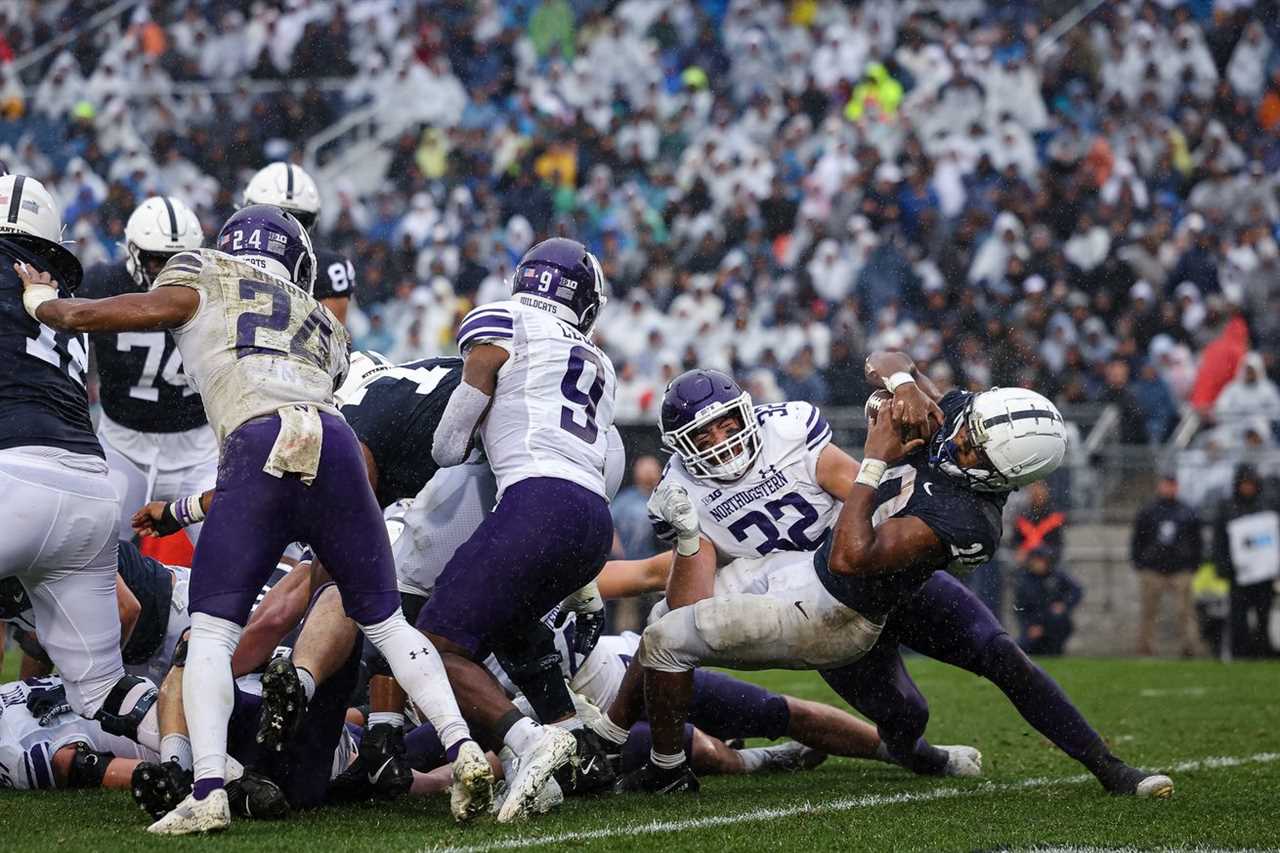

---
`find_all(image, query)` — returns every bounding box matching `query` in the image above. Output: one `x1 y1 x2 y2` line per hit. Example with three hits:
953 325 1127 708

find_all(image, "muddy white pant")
638 552 884 673
0 446 126 716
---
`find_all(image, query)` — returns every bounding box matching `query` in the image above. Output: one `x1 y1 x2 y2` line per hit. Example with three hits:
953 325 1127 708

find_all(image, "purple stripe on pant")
188 412 400 627
417 477 613 659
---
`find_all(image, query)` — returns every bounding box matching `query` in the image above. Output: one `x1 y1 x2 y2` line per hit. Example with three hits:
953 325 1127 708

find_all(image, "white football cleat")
147 789 231 835
449 740 495 823
749 741 828 772
940 745 983 777
1135 773 1174 798
496 727 576 823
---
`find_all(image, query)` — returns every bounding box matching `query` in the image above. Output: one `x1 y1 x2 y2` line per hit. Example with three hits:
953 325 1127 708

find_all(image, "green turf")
1 656 1276 852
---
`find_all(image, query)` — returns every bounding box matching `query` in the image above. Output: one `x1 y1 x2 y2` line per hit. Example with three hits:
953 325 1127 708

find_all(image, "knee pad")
362 636 392 678
94 675 159 739
636 607 707 673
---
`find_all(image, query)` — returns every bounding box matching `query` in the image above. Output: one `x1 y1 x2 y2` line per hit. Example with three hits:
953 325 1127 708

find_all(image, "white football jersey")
0 677 156 790
456 300 617 500
152 250 350 444
654 401 837 565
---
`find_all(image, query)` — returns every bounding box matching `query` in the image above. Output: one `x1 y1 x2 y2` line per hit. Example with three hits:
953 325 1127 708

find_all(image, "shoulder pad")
456 302 515 351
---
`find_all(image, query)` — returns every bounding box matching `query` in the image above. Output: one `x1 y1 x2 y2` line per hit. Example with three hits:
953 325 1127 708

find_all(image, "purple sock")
192 777 223 800
444 738 473 763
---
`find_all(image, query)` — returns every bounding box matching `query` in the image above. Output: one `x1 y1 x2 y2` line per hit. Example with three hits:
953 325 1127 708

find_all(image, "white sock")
297 667 317 703
368 711 405 729
161 733 193 771
736 746 772 772
361 613 471 751
650 748 685 769
551 715 583 732
135 701 161 753
184 613 242 784
592 714 630 745
503 717 542 755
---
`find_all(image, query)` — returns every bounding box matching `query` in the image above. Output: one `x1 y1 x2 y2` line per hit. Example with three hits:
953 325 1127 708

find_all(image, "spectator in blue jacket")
1015 547 1084 656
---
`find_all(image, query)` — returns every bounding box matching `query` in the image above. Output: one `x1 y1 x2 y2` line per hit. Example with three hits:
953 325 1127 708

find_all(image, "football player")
18 204 492 833
0 676 157 792
79 196 217 543
418 237 618 821
241 163 356 324
0 173 160 755
616 357 1174 799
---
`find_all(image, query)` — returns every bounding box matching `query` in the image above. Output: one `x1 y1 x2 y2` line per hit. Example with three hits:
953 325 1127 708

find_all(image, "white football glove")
647 482 702 557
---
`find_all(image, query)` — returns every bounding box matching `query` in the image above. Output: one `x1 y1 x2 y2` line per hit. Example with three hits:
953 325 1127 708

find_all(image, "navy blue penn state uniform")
116 540 177 667
0 238 99 457
814 390 1004 620
339 357 462 507
314 248 356 303
79 261 206 433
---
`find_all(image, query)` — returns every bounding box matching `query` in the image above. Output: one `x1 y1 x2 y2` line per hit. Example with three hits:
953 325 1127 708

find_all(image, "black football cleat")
554 728 618 796
613 760 700 795
257 657 307 751
132 760 193 820
1098 758 1174 798
334 722 414 801
225 769 290 819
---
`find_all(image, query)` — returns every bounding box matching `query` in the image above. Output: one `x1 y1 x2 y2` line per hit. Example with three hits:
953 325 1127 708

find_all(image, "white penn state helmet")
334 350 394 405
0 173 82 291
935 387 1067 492
242 163 321 229
125 196 203 287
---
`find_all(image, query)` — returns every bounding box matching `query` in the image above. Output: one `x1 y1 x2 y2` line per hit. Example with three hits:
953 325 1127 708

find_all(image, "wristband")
675 535 701 558
22 284 57 321
170 494 207 527
884 372 916 393
855 458 887 490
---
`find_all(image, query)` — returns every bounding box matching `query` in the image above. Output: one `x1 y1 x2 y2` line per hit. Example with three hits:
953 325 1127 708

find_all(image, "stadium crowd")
2 0 1280 450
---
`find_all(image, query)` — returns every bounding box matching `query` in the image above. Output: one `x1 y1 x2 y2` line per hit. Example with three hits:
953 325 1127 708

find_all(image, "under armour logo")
408 648 431 660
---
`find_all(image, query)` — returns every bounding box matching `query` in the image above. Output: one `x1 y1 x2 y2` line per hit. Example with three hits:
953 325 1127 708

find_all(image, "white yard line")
427 752 1280 853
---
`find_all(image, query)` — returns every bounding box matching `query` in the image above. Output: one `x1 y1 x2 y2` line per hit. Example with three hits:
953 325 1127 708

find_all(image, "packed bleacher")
3 0 1279 456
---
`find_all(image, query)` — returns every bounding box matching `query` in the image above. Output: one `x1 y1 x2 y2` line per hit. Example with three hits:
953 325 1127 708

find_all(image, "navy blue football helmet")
216 204 316 293
660 368 761 482
511 238 607 334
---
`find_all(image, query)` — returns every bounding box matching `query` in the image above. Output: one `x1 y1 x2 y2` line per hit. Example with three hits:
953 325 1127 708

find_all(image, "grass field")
1 655 1276 852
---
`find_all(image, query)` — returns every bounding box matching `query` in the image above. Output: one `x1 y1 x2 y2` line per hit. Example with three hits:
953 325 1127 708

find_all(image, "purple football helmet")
511 238 607 333
661 368 761 482
216 204 316 293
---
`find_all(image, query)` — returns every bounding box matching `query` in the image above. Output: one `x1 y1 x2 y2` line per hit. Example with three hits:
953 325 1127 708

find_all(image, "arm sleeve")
431 381 491 468
456 303 515 354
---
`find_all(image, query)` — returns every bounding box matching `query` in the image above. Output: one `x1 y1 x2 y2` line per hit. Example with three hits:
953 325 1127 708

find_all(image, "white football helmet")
0 173 82 291
334 350 394 405
933 387 1067 492
242 163 321 229
124 196 203 288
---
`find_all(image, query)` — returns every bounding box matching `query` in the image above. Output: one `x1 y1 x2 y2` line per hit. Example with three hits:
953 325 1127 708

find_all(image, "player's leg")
301 413 491 821
99 437 152 542
897 571 1172 796
0 452 159 746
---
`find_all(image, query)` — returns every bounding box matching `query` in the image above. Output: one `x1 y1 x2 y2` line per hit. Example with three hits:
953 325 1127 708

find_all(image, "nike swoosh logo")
923 482 934 496
369 757 397 783
657 776 688 794
794 601 809 619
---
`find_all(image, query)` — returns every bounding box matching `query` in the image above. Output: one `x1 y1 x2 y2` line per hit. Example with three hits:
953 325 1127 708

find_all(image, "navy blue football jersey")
815 390 1005 619
79 261 207 433
314 247 356 302
0 239 100 457
340 357 462 507
116 540 175 666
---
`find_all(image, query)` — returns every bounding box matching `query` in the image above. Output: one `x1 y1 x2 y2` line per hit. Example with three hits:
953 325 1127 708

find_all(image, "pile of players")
0 162 1173 835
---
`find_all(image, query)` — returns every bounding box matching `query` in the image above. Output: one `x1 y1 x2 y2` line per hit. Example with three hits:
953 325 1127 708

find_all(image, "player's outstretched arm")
828 407 945 578
432 343 506 467
17 261 198 332
597 550 675 598
815 443 862 500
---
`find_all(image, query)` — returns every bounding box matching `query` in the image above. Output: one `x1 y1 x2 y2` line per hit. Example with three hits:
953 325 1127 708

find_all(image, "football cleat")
256 657 307 751
330 723 413 801
554 728 618 795
746 741 828 772
496 726 577 823
132 760 193 821
939 745 983 778
1097 757 1174 797
147 789 231 835
492 775 564 816
449 740 496 823
225 770 290 819
613 760 700 795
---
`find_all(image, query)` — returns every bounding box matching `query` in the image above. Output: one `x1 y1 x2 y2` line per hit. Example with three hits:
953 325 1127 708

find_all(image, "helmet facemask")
664 393 761 482
931 397 1013 492
126 243 178 288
